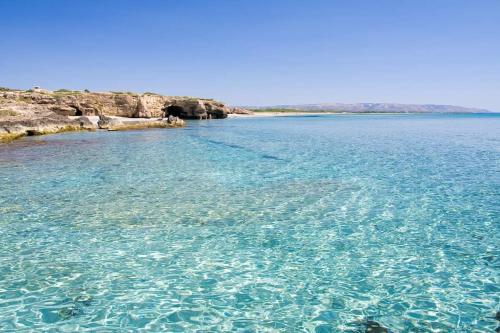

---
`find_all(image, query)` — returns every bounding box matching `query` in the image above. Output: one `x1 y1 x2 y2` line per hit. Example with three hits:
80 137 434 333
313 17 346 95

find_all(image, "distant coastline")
245 103 492 114
229 111 497 118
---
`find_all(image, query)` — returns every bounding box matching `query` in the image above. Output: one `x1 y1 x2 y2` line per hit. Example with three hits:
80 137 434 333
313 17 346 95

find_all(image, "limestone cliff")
0 88 231 119
0 87 231 142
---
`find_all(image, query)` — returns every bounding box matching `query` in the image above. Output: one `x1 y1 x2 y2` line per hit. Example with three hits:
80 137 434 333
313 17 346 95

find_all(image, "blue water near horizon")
0 114 499 332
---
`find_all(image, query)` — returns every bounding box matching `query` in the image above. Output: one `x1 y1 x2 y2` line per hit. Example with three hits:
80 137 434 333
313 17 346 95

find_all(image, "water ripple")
0 114 499 332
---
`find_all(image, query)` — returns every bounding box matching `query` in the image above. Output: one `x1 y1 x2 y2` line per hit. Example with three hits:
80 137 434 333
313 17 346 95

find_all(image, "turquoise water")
0 114 499 332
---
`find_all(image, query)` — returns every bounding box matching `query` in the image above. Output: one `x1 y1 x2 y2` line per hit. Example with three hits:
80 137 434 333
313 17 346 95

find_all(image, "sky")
0 0 499 111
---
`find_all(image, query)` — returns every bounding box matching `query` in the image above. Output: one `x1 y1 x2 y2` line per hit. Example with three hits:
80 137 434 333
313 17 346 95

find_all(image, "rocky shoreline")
0 87 250 143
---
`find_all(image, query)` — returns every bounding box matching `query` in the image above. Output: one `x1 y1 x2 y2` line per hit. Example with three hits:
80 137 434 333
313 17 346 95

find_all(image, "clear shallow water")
0 114 499 332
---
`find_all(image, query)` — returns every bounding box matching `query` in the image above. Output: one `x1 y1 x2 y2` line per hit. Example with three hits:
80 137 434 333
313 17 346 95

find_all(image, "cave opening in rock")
164 105 184 118
75 110 83 116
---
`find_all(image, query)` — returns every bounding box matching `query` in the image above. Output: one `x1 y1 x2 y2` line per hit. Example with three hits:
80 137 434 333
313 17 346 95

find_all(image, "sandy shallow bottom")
0 114 499 332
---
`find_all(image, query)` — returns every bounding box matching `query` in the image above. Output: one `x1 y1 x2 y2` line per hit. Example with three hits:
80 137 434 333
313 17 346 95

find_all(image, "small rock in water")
496 311 500 321
365 320 389 333
58 306 80 320
74 294 93 306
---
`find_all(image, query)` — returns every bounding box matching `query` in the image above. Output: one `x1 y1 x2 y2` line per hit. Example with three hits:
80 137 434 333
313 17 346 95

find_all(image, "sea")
0 114 499 332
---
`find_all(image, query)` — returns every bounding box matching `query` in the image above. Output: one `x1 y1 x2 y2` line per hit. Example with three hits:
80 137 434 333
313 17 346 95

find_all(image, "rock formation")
0 87 230 142
0 101 96 142
230 107 254 115
0 89 230 119
97 114 184 131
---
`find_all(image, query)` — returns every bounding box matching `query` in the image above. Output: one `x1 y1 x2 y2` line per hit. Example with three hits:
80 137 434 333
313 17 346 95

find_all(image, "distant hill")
248 103 491 113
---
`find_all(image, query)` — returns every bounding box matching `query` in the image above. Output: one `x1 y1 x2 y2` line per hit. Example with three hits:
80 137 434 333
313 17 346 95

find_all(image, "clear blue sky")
1 0 499 111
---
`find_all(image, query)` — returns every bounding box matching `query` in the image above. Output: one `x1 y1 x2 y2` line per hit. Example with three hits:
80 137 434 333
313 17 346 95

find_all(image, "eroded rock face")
136 94 167 118
0 88 228 142
0 109 95 143
0 90 231 119
163 99 230 119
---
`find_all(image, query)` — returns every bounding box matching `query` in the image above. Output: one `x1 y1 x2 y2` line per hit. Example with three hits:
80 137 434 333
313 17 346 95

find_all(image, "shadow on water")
192 136 290 162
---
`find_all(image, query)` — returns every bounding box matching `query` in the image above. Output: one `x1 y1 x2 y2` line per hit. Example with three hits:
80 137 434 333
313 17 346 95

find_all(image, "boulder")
77 116 97 130
167 115 185 127
97 115 121 129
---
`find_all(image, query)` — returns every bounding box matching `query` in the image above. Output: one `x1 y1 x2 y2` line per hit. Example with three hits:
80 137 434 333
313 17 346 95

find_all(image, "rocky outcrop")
97 115 184 131
163 98 229 119
0 110 95 143
0 89 231 119
230 107 254 115
97 115 122 130
0 87 230 142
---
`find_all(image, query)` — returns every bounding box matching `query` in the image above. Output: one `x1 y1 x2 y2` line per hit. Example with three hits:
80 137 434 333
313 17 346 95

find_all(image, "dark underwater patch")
193 136 289 162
